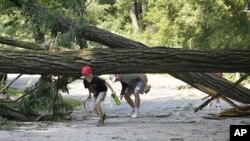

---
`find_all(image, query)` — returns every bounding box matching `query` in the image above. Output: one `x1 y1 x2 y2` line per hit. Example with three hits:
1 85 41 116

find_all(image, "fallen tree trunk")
1 48 250 104
0 36 71 51
172 73 250 104
0 36 43 51
218 105 250 117
0 104 30 121
1 48 250 75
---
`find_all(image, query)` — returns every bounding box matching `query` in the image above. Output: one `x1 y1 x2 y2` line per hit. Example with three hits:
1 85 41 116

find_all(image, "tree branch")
0 36 43 50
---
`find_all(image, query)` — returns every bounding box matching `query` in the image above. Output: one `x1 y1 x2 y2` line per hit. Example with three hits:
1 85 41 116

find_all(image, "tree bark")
1 48 250 75
0 36 70 51
0 103 43 121
0 36 43 50
2 47 250 104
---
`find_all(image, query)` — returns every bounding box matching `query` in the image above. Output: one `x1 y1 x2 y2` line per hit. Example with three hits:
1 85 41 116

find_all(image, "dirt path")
1 74 249 141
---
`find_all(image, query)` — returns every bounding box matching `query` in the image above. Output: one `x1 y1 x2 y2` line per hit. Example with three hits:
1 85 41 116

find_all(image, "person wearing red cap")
82 66 117 126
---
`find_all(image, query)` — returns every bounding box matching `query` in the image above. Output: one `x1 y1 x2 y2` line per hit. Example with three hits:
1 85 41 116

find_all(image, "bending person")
110 74 151 118
82 66 116 126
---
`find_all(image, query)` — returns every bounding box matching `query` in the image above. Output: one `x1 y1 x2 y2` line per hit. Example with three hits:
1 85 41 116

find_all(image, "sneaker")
97 113 106 126
102 113 106 121
127 109 135 117
97 120 104 126
130 112 139 118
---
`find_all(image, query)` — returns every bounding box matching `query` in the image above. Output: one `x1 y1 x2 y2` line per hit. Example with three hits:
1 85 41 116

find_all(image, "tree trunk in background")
130 0 140 32
34 26 45 44
129 0 148 32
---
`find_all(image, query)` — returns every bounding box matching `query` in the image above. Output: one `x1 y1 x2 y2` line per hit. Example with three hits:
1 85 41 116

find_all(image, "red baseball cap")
81 66 92 74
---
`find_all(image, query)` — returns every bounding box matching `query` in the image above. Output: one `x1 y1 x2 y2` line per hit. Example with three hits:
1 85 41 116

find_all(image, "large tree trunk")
2 37 250 74
1 46 250 105
1 48 250 75
1 48 250 104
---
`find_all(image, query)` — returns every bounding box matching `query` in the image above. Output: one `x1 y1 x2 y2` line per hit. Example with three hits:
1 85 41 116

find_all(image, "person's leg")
124 94 135 109
131 81 144 118
130 91 140 118
215 98 221 110
134 92 140 111
124 92 135 116
93 92 106 126
94 101 103 119
123 87 135 116
130 94 140 118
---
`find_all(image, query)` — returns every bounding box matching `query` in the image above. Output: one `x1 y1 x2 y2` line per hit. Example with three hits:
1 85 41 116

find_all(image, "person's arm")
139 74 148 87
84 79 92 99
105 80 116 95
87 89 92 99
138 74 151 93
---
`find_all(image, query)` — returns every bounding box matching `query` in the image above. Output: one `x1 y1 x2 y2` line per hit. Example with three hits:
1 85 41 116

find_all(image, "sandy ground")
0 74 249 141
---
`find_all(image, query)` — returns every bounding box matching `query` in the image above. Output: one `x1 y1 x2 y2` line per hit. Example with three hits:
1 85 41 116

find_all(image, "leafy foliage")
18 75 74 120
0 116 17 131
2 0 249 49
85 0 250 49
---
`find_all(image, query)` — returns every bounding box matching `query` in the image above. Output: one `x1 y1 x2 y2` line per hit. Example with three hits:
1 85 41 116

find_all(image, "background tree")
1 0 249 49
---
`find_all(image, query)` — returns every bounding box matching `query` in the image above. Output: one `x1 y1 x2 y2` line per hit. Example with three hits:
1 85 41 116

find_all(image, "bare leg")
93 101 103 120
94 101 106 126
215 98 221 110
124 94 135 109
130 92 140 118
134 92 140 110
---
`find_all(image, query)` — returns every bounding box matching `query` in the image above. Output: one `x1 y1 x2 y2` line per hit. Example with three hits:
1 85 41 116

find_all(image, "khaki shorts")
127 81 145 95
95 92 107 102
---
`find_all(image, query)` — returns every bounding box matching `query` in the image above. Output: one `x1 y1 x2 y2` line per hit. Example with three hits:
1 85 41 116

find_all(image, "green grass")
63 98 83 107
1 86 83 107
0 86 24 96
